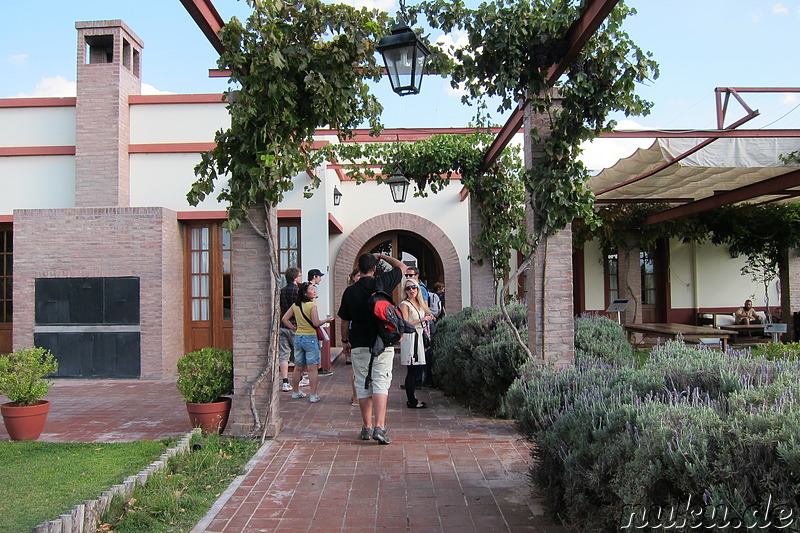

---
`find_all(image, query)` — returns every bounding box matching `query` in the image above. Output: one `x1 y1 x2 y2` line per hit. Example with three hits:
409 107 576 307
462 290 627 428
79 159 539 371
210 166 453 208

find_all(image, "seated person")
735 299 763 325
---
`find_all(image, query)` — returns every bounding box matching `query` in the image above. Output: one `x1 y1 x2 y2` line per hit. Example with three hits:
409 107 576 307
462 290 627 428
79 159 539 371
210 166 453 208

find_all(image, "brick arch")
332 213 461 345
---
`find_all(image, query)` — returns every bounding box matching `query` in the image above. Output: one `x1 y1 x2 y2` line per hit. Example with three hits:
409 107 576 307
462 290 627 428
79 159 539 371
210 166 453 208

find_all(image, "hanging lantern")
376 22 430 96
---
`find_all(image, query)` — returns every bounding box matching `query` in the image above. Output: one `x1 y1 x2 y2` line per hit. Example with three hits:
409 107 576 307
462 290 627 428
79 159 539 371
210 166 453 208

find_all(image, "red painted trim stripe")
0 146 75 157
0 97 76 108
177 211 227 220
278 209 301 218
129 94 225 105
328 213 343 234
0 215 13 223
129 143 216 154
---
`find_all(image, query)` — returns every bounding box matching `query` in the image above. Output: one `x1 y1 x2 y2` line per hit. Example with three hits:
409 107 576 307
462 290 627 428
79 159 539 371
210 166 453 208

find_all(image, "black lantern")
376 21 430 96
333 186 342 206
386 169 410 203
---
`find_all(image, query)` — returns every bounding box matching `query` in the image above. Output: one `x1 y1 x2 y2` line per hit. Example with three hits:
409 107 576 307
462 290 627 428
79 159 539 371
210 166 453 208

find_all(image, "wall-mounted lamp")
333 187 342 206
386 169 410 203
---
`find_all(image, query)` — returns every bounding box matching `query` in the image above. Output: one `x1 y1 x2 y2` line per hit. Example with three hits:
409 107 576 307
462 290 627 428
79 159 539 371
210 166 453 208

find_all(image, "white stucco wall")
581 238 781 313
130 103 229 144
691 240 779 309
582 239 606 311
0 156 75 214
0 107 75 147
130 152 229 211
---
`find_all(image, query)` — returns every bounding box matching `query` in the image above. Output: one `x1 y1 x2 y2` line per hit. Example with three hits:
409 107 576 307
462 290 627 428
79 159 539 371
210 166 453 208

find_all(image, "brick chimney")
74 20 143 207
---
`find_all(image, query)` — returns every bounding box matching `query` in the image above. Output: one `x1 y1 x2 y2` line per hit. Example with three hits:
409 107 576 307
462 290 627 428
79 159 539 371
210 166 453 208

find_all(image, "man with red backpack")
338 252 406 444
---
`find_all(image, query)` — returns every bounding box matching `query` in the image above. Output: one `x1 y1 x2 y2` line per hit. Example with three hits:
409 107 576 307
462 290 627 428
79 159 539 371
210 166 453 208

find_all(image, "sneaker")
359 426 372 441
372 426 391 445
318 369 334 376
281 382 292 392
299 376 310 387
309 394 321 403
291 391 307 399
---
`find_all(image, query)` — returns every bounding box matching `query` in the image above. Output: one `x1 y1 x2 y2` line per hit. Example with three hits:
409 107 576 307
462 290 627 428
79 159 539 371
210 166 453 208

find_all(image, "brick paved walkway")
1 353 573 532
194 353 573 532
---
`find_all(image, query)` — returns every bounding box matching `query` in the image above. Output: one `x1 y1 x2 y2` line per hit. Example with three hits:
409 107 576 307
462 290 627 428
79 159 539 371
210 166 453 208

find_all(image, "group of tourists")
278 254 445 445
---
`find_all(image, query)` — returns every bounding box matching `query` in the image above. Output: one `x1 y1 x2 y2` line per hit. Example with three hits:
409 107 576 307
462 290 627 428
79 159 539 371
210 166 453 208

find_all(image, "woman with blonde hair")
399 278 434 408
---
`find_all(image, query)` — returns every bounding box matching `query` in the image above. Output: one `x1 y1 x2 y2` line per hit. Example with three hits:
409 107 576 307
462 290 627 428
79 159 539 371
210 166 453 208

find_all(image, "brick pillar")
75 20 143 208
523 94 574 366
229 206 282 437
469 200 497 309
617 239 642 325
781 249 800 341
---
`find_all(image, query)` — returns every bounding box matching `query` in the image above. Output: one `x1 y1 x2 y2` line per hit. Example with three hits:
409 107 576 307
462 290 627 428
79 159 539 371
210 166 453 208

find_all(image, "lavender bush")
511 341 800 530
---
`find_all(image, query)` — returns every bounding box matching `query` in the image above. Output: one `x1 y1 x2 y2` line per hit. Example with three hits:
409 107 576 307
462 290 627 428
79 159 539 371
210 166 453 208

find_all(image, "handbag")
298 305 328 341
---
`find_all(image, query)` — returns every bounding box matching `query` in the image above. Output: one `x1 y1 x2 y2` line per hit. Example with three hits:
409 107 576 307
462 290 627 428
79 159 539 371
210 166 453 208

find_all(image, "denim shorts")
293 334 320 367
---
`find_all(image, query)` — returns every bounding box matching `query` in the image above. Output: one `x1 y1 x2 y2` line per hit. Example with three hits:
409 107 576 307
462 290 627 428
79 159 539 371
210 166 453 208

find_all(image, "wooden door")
184 223 233 352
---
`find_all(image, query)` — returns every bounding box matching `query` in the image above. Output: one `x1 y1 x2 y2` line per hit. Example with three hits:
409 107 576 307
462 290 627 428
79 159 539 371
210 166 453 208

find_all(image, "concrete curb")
189 439 275 533
31 428 201 533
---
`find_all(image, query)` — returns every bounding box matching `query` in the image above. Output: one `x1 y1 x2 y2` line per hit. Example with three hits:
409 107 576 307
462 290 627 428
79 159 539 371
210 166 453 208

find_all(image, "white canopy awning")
589 138 800 221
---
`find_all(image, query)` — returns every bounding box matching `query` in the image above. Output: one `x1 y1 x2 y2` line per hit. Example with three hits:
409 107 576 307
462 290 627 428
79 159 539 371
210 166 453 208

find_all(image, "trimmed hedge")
431 304 527 415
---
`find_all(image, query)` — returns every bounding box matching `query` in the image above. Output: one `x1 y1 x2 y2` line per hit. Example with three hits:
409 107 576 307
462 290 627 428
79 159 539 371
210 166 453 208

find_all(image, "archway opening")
357 230 443 302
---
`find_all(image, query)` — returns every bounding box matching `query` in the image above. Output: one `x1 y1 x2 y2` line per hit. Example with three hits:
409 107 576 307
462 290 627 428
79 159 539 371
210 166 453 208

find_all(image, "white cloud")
752 11 764 23
782 94 798 105
434 30 472 98
15 76 76 97
579 120 655 172
773 3 790 14
141 83 175 95
7 53 28 65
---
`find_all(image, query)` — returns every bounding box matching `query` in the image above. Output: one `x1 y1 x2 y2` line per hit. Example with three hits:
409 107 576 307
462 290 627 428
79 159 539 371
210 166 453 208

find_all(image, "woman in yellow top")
281 282 334 403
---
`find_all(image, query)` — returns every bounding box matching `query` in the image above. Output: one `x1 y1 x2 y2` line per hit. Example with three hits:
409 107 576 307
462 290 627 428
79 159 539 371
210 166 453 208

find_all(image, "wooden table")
623 323 736 351
718 324 765 341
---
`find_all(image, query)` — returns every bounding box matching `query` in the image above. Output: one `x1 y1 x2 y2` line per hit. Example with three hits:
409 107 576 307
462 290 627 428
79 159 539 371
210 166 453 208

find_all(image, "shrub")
431 304 527 415
574 314 634 365
514 340 800 530
0 347 59 406
176 348 233 404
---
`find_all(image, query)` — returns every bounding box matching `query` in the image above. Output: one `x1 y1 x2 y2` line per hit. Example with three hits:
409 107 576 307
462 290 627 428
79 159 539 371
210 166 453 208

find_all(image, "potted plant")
176 347 234 434
0 347 59 441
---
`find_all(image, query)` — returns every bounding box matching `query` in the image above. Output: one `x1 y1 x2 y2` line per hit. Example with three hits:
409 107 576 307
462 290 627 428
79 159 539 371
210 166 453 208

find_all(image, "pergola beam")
644 169 800 225
180 0 226 56
482 0 620 170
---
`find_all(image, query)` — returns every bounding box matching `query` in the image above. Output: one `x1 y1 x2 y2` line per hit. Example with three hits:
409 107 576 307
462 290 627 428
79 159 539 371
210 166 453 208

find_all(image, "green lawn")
0 440 171 533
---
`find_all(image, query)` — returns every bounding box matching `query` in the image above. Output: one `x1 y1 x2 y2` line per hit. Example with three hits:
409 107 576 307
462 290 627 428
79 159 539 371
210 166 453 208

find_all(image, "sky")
2 0 800 170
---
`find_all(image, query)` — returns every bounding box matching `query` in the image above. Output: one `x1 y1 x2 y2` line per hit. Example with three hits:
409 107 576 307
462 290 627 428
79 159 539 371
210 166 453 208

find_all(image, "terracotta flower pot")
1 400 51 441
185 397 231 434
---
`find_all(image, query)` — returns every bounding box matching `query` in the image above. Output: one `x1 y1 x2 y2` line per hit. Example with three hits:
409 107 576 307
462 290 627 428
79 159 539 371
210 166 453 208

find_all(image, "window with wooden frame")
0 225 11 354
604 248 619 307
278 219 301 274
640 249 656 305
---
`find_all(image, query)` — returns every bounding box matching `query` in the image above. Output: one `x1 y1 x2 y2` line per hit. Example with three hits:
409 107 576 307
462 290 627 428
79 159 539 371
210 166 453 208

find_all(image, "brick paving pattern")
0 354 574 532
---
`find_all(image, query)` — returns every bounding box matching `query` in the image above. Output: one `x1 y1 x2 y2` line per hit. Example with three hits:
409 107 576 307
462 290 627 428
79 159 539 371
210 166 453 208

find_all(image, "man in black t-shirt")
338 252 405 444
